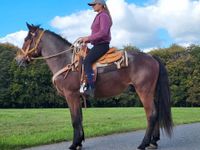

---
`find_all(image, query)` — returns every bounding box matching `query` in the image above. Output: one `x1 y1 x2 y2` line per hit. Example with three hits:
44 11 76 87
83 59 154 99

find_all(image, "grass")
0 108 200 150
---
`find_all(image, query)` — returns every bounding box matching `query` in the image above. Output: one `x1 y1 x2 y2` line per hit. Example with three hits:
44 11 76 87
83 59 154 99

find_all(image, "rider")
79 0 113 96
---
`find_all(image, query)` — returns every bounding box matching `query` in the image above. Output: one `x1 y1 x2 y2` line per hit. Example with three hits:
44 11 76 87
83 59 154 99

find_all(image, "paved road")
24 123 200 150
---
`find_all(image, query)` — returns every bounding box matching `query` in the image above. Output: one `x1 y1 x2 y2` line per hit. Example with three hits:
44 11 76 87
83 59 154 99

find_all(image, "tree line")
0 43 200 108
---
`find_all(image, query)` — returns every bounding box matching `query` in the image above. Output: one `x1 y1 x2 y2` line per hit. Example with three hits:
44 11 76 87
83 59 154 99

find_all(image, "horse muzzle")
15 55 30 67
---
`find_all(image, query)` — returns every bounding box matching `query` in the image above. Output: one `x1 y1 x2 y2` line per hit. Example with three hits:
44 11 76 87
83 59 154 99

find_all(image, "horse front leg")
65 92 85 150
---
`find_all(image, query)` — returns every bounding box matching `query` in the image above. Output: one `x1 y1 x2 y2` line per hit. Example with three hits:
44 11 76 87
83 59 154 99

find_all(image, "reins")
31 38 83 60
31 47 74 60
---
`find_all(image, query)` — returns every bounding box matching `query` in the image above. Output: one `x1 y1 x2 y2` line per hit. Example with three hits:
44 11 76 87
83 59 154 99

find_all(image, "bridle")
20 30 45 59
19 29 80 60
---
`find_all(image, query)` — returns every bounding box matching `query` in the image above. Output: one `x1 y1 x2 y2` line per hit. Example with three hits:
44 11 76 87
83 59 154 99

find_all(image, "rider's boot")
86 73 95 97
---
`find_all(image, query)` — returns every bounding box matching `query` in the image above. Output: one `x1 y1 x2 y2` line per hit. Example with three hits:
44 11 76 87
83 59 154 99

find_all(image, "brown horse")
15 23 173 150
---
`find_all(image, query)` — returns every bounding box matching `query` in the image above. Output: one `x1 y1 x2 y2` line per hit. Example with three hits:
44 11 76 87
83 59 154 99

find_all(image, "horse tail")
153 56 173 137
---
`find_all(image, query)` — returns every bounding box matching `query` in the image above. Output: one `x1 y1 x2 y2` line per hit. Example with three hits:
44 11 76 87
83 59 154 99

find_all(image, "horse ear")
26 22 32 30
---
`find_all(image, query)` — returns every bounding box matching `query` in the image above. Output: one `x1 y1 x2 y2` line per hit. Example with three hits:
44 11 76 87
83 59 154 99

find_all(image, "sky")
0 0 200 51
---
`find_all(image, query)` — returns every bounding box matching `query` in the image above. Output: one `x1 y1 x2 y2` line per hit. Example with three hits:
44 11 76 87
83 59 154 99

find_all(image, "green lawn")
0 108 200 150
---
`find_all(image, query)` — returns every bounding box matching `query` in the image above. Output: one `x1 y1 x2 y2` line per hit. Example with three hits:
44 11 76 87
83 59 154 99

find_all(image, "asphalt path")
24 123 200 150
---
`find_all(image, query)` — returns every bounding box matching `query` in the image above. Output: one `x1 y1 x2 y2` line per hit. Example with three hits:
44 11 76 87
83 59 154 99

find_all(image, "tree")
1 43 200 108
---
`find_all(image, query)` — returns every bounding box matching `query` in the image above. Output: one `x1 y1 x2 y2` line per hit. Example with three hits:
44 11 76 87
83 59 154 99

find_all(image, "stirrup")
80 83 87 94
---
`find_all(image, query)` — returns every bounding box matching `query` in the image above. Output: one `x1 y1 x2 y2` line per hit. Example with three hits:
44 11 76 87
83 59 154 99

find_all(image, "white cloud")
1 0 200 50
153 0 200 44
0 30 27 48
51 10 95 44
50 0 200 49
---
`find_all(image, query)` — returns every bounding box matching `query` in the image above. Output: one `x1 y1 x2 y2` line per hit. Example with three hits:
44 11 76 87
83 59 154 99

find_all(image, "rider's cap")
88 0 106 6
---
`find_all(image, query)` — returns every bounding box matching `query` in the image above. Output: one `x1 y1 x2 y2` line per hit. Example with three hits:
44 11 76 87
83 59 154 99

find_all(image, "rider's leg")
83 43 109 95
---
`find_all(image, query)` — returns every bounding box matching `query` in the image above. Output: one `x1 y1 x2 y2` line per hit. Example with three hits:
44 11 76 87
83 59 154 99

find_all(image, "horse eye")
30 32 36 36
25 32 34 41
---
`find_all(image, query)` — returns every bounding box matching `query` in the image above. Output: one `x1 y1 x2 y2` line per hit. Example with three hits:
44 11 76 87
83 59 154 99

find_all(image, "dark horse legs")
134 75 159 150
64 91 85 150
137 103 158 150
149 99 160 149
150 122 160 148
136 56 172 149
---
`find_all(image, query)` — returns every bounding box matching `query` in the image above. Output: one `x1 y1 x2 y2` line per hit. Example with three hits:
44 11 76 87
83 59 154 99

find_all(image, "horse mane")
46 30 72 46
31 24 72 46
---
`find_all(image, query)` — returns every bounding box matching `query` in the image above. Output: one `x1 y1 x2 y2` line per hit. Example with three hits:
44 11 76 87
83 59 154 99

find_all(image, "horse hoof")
69 145 75 150
137 145 146 150
137 148 145 150
146 143 158 149
76 145 82 150
69 144 82 150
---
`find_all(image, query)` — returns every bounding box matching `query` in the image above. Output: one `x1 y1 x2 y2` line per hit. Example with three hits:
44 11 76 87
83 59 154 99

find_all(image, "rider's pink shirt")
88 10 112 45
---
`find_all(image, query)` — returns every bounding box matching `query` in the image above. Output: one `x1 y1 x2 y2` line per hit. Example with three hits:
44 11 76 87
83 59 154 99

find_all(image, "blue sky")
0 0 199 50
0 0 87 36
0 0 147 37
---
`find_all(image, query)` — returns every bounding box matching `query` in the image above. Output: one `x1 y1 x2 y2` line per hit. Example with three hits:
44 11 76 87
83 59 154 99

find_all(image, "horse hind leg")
144 96 159 149
136 89 158 150
148 121 160 149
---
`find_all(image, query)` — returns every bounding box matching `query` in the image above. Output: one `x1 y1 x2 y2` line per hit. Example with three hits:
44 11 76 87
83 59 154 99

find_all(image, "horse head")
15 23 44 67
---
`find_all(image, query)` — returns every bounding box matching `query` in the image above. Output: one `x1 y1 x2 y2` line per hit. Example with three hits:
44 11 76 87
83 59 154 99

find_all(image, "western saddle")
52 43 128 94
71 44 129 84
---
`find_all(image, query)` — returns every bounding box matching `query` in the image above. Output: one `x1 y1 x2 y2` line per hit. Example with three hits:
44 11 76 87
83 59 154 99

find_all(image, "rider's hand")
79 37 89 43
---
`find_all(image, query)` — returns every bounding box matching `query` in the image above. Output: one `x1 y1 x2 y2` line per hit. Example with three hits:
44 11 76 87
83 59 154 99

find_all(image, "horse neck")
41 32 72 74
